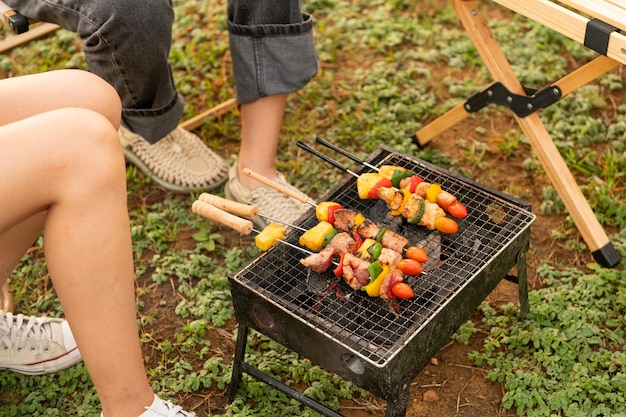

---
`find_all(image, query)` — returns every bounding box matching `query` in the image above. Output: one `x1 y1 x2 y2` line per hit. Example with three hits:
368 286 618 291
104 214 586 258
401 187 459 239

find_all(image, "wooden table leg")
450 0 620 267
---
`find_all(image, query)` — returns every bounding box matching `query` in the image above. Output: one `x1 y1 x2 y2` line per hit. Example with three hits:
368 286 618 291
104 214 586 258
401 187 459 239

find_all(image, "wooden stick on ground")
179 98 237 131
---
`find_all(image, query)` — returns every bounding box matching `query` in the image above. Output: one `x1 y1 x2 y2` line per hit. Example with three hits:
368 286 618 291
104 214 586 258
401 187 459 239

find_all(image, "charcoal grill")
228 145 536 417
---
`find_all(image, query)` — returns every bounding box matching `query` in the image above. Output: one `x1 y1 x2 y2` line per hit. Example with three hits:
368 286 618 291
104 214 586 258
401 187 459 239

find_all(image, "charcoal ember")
306 269 332 294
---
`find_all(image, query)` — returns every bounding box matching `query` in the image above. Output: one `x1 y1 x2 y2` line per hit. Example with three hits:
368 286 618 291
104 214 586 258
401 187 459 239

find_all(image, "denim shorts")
227 0 319 104
5 0 318 143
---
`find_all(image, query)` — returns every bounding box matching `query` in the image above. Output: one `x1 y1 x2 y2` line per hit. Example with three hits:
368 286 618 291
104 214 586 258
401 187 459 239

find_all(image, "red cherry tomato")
434 217 459 234
405 246 428 263
391 282 414 299
397 258 424 276
447 201 468 219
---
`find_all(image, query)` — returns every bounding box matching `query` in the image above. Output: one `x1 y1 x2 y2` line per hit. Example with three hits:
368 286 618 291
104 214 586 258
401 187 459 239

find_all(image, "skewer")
192 196 425 277
296 141 360 179
192 198 339 267
197 193 307 232
301 139 467 223
243 168 317 207
315 136 379 172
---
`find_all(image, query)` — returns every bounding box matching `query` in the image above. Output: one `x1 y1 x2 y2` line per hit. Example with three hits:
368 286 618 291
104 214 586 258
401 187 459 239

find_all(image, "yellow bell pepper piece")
378 165 406 180
426 183 442 203
390 188 411 217
356 238 377 261
363 265 390 297
299 221 335 251
354 213 366 227
255 222 286 251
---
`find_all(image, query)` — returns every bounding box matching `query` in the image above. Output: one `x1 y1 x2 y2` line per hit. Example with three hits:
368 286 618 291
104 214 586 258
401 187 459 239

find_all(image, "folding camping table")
416 0 625 268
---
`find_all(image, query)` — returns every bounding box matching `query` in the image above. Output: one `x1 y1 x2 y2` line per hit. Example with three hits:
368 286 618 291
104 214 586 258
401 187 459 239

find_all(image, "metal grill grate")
231 148 535 367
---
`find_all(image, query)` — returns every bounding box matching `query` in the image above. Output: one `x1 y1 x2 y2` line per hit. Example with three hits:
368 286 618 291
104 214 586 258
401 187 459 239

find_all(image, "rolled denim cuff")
228 13 319 104
122 93 185 144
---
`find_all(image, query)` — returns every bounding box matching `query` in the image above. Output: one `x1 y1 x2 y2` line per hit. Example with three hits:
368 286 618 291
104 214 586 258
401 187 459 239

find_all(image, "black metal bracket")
463 81 562 118
584 18 619 56
3 10 29 34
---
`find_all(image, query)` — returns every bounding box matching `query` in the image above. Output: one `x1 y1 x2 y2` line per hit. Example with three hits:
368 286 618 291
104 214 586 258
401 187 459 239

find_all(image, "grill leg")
384 380 410 417
516 249 529 320
228 323 249 402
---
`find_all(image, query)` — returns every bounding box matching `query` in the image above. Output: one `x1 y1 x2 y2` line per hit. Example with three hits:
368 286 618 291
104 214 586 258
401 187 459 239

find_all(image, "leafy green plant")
2 0 626 416
469 245 626 416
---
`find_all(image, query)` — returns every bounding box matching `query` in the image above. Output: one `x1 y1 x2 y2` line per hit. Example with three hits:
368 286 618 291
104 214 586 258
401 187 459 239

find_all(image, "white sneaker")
101 394 196 417
119 126 228 193
0 312 82 375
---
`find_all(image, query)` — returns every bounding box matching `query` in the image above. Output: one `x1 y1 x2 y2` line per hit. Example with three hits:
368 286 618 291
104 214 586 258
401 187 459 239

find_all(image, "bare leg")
0 71 153 417
236 94 287 189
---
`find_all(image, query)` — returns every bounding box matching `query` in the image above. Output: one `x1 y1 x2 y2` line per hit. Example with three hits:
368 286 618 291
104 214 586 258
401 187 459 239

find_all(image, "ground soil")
133 88 623 417
132 4 626 414
4 1 619 415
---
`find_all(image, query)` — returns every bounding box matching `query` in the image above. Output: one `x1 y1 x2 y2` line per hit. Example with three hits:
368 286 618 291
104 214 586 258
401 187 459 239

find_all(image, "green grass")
1 0 626 415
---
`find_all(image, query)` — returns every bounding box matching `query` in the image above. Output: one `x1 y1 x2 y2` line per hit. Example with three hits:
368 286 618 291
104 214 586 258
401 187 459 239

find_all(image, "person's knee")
52 108 125 187
65 70 121 127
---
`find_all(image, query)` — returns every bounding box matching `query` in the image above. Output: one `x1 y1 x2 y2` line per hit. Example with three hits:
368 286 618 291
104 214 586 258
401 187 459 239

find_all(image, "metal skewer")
315 136 379 172
296 141 360 178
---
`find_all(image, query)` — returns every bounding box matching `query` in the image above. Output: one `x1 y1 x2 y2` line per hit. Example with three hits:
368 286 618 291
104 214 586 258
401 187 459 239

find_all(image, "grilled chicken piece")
326 232 357 255
414 181 431 199
376 187 405 211
401 193 423 221
380 267 404 300
377 247 403 268
420 201 445 230
436 190 457 210
340 253 371 290
300 247 335 273
333 209 361 233
381 229 408 253
357 219 379 240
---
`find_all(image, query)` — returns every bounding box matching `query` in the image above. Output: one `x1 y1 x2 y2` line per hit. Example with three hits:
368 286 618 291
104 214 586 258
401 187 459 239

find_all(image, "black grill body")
228 146 536 417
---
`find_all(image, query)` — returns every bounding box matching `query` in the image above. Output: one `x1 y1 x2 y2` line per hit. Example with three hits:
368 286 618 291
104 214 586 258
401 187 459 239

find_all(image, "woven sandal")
119 126 228 193
224 159 311 229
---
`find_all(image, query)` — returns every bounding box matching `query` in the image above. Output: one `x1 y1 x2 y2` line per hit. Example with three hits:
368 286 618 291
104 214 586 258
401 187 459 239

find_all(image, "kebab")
242 168 429 263
298 204 423 299
305 137 468 219
191 195 416 301
238 168 431 298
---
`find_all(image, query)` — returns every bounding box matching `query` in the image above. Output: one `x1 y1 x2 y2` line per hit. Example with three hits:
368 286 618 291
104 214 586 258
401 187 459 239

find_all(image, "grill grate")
231 149 535 367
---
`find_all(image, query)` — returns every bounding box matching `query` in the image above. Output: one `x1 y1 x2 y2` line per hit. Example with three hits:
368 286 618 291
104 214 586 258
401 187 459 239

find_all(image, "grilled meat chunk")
414 181 431 199
326 232 357 255
340 253 371 290
377 247 403 268
333 209 363 233
436 190 457 210
357 219 379 240
376 187 405 211
421 201 446 230
300 247 335 273
380 267 404 300
381 229 408 253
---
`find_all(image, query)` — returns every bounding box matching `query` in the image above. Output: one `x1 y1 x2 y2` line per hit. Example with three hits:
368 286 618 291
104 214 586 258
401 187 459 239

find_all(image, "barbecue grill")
228 145 536 417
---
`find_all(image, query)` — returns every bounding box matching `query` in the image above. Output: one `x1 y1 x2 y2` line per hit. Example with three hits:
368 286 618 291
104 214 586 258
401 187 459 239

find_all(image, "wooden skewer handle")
198 193 258 220
191 200 253 235
243 168 310 204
